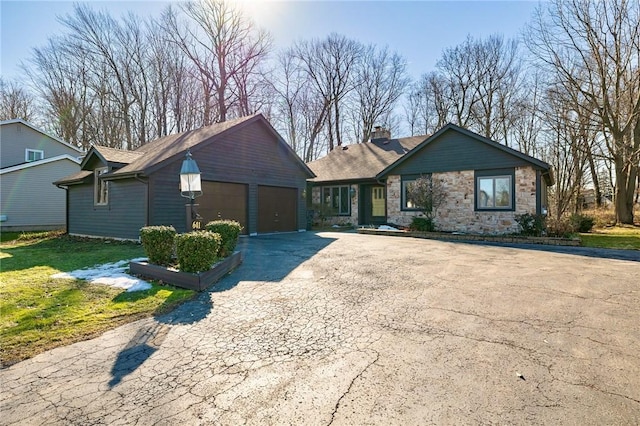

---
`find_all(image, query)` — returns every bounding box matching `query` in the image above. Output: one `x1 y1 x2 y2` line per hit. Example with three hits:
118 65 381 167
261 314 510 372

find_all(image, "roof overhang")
0 154 81 175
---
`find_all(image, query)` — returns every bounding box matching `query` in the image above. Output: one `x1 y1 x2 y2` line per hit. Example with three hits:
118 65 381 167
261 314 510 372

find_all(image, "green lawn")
580 226 640 250
0 232 195 366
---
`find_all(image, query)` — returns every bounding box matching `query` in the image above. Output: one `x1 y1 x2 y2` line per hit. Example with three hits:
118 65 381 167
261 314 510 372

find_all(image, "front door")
360 184 386 226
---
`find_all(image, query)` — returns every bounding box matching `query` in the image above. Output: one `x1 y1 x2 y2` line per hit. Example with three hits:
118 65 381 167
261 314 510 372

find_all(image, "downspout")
132 174 149 230
55 183 70 235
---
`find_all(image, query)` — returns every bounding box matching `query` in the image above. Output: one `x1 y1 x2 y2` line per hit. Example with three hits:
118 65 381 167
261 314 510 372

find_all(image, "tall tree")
0 79 36 122
161 0 272 124
352 45 409 142
293 33 362 150
527 0 640 224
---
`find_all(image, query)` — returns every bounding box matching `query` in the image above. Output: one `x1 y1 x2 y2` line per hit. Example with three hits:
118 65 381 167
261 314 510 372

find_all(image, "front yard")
579 225 640 250
0 232 195 366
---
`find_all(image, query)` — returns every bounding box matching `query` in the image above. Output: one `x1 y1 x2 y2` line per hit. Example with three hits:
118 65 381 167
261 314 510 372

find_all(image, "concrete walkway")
1 232 639 425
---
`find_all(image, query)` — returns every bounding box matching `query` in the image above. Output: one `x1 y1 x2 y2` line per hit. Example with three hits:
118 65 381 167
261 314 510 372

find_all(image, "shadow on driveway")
108 232 336 387
155 232 336 325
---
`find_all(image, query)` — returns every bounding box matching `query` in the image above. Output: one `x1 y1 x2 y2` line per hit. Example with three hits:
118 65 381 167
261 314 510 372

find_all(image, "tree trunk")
614 155 636 224
586 149 602 208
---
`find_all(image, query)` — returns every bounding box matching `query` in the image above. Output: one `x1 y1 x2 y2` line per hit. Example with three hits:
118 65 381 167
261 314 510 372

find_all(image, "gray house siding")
68 179 147 240
0 122 81 168
148 120 308 234
0 159 80 231
390 129 533 176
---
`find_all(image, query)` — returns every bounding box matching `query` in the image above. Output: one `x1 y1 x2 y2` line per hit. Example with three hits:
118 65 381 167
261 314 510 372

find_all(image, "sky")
1 0 540 83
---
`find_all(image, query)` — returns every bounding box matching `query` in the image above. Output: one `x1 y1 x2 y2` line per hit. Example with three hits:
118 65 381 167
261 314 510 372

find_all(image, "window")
401 173 431 211
25 149 44 162
322 186 350 215
94 167 109 205
477 175 512 210
401 175 429 211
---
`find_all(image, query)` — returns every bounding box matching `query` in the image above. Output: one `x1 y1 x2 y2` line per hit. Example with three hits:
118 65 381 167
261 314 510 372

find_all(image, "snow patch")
52 257 152 292
378 225 399 231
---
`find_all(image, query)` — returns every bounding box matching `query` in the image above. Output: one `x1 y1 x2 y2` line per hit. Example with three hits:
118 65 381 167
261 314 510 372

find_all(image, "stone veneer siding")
386 167 538 234
311 185 358 226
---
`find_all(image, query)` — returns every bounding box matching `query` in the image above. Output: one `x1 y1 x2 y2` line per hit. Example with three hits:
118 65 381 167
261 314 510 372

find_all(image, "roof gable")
307 135 426 183
79 145 143 171
377 123 552 182
0 118 84 153
109 114 313 178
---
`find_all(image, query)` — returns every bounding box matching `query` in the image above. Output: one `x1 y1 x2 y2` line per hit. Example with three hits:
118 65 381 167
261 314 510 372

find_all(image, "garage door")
258 186 297 233
198 181 248 234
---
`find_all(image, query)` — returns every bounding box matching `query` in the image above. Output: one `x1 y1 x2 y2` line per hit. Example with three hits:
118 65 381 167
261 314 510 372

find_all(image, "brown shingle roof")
94 146 144 164
111 115 258 176
307 136 427 182
53 170 93 186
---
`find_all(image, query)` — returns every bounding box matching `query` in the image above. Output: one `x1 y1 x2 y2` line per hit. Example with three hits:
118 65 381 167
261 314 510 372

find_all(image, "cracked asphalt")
1 232 639 425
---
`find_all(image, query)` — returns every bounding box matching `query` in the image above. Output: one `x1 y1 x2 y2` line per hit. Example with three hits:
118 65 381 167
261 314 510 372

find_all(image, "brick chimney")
369 125 391 142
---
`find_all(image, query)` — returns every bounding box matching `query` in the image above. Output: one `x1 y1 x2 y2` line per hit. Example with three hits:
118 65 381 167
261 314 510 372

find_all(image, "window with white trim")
25 149 44 162
94 167 109 205
322 186 350 215
477 175 512 209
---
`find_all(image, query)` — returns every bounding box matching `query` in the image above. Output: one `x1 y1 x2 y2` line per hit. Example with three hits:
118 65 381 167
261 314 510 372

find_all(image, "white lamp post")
180 150 202 227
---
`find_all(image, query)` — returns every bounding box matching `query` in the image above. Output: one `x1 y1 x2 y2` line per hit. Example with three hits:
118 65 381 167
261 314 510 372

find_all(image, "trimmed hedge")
175 231 221 273
139 226 176 266
205 220 243 257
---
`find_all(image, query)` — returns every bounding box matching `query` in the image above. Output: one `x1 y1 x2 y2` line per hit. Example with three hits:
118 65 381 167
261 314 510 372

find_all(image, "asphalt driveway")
1 232 639 425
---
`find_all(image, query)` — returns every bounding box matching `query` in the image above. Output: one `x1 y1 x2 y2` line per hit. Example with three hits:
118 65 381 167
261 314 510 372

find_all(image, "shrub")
410 216 435 232
546 217 576 238
515 213 546 237
205 220 243 257
139 226 176 265
570 213 595 233
582 208 616 228
175 231 221 273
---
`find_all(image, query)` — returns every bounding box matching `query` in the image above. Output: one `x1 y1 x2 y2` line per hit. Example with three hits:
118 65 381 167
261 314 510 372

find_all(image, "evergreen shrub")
205 220 242 257
139 226 176 266
175 231 221 273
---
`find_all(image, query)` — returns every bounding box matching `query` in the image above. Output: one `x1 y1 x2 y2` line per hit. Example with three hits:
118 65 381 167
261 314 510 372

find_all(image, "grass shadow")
0 235 144 273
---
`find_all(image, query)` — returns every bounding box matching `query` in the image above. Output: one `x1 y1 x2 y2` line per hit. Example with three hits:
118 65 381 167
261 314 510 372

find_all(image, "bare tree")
25 37 94 148
352 45 409 142
405 175 447 220
293 33 362 151
0 79 36 122
60 4 139 149
527 0 640 224
405 71 451 136
162 0 272 124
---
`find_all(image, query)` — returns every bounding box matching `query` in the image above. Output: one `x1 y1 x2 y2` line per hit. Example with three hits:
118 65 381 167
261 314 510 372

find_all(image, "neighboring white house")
1 119 84 231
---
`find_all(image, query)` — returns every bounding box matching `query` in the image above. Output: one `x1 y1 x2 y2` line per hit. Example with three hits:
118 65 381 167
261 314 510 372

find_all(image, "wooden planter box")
129 251 243 291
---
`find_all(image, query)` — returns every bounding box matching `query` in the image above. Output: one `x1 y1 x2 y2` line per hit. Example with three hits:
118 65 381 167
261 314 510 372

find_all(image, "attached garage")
257 185 298 233
198 181 248 234
55 114 315 239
